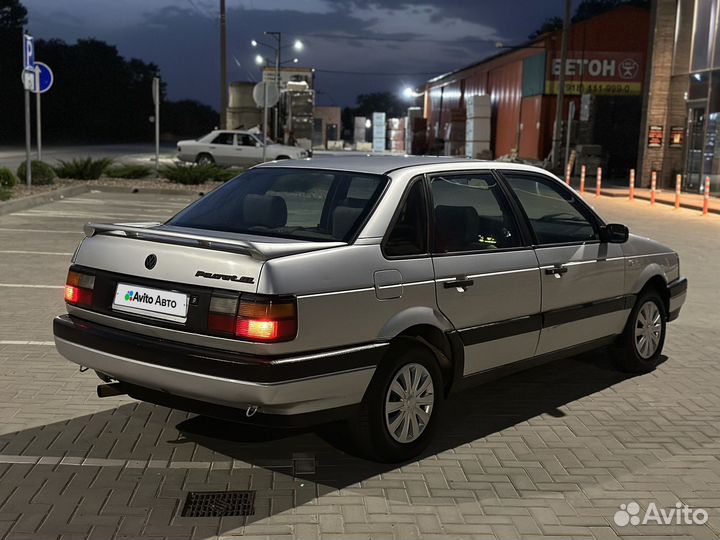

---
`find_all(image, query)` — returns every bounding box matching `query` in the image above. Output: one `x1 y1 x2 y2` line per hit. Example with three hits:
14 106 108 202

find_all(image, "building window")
691 0 718 71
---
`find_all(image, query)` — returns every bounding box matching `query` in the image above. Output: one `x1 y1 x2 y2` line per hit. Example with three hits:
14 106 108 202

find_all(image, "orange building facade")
422 6 651 176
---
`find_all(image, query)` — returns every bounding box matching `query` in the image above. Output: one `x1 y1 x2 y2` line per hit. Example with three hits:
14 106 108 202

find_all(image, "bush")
0 167 17 188
0 187 10 201
16 160 56 185
160 163 240 185
105 163 153 179
54 157 114 180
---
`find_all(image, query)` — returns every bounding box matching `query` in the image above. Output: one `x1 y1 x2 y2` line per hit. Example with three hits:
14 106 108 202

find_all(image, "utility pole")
263 31 282 141
551 0 571 171
219 0 227 129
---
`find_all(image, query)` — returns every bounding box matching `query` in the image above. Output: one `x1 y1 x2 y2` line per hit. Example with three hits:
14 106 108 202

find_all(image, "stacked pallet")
465 94 491 159
387 117 405 153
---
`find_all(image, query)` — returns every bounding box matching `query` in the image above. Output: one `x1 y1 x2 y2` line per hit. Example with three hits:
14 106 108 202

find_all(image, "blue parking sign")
23 34 34 70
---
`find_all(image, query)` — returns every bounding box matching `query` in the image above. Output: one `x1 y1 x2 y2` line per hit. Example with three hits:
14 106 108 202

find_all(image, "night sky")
22 0 578 109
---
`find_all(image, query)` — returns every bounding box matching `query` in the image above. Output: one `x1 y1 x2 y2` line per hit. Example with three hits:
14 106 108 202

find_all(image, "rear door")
208 132 237 165
430 171 541 375
500 171 627 355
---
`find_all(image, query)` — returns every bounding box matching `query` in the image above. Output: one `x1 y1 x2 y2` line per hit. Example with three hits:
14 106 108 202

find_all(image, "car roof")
257 155 483 174
256 155 550 176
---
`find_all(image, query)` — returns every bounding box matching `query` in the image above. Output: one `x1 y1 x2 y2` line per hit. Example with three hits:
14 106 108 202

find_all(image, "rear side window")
503 173 598 245
384 180 427 257
430 173 521 253
211 132 235 145
167 168 387 242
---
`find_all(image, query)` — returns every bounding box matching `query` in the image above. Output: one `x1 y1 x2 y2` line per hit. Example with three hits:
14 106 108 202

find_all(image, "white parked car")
176 130 309 167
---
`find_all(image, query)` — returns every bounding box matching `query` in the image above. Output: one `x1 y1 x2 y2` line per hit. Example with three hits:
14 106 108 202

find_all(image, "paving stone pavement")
0 189 719 539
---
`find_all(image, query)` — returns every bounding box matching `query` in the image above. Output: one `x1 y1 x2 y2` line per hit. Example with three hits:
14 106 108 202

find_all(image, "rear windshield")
167 167 388 242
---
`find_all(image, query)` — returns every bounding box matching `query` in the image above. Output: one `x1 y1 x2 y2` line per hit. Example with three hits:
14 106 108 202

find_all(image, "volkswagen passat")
53 157 687 462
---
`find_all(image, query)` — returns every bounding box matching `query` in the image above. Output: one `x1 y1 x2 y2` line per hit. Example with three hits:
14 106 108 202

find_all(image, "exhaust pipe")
97 382 128 398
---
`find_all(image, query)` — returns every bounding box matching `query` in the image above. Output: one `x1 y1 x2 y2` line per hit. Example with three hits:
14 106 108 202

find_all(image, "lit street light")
249 32 305 141
402 87 422 99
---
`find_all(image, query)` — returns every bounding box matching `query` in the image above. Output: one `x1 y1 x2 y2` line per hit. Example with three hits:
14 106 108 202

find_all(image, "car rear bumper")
667 277 688 321
53 315 383 417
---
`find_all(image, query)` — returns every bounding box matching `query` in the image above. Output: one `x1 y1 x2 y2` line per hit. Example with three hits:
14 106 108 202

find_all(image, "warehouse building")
421 5 651 178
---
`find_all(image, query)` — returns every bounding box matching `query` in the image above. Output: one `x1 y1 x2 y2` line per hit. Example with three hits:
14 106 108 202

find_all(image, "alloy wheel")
634 300 662 359
384 363 435 444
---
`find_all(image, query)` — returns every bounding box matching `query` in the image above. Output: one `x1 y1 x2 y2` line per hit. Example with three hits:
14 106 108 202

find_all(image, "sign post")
23 33 34 186
152 77 160 176
252 82 280 162
31 62 54 162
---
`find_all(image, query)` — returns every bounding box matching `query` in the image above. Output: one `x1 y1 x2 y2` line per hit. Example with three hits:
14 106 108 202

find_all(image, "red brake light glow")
207 292 297 342
236 319 278 340
64 271 94 306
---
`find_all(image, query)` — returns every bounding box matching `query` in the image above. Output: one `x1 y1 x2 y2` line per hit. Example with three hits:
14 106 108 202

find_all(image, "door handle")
444 278 475 289
545 265 568 276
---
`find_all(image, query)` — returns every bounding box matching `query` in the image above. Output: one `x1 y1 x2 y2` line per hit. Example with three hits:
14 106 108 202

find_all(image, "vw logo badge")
145 254 157 270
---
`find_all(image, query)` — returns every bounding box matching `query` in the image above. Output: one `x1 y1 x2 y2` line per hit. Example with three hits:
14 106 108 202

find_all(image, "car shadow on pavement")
174 348 647 524
0 348 659 535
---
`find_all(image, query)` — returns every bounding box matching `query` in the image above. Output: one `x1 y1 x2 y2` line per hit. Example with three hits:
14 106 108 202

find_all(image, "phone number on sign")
546 81 641 95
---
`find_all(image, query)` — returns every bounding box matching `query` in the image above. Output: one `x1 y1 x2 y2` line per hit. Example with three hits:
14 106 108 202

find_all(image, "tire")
613 289 667 373
275 155 290 160
195 153 214 165
351 342 444 462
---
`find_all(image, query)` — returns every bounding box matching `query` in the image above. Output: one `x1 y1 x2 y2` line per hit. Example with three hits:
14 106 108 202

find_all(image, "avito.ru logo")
614 501 708 527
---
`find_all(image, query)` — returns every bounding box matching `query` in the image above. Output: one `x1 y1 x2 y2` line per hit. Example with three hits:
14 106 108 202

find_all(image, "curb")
0 183 209 216
598 189 720 215
0 184 89 216
91 185 210 196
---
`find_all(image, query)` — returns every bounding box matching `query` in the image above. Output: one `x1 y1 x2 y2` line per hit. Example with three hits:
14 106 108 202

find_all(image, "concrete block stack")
287 90 315 148
465 94 492 159
387 117 405 153
354 117 367 144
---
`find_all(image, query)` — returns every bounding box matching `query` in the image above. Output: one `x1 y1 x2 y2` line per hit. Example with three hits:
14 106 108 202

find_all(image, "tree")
161 100 218 138
353 92 405 119
0 0 28 144
0 0 219 144
528 16 563 40
0 0 26 29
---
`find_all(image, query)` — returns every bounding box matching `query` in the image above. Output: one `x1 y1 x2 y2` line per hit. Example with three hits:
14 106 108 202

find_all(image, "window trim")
426 170 531 256
495 170 606 248
380 175 430 260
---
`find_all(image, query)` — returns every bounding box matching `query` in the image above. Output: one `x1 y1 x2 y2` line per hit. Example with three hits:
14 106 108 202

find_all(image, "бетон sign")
545 51 643 95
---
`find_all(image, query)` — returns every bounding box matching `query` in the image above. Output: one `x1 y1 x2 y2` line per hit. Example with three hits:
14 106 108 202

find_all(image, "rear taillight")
65 270 95 307
208 292 297 342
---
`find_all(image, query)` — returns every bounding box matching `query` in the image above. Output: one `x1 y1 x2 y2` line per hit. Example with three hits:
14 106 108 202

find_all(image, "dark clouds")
22 0 569 108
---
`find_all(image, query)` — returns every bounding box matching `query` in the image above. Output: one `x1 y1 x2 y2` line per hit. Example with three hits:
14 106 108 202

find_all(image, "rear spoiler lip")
82 222 345 260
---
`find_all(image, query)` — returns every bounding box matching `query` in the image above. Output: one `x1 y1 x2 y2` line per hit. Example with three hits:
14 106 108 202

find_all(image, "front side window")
504 173 598 245
239 134 257 147
430 172 521 253
212 132 235 145
384 180 427 257
167 168 387 242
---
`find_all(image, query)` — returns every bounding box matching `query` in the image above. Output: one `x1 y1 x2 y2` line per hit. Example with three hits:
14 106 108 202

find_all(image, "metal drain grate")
181 490 256 517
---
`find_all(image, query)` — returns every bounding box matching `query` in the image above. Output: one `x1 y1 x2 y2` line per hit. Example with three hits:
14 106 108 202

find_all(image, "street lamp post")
251 34 304 143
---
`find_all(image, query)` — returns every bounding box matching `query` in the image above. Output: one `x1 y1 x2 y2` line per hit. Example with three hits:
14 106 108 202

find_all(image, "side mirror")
255 142 263 148
600 223 629 243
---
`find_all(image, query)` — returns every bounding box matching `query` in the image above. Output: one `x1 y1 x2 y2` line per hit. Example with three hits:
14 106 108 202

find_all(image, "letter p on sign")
23 34 34 70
